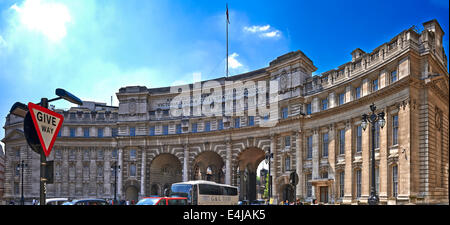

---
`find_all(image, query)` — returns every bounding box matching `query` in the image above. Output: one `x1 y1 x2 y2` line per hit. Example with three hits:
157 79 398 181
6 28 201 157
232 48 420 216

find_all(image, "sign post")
27 98 64 205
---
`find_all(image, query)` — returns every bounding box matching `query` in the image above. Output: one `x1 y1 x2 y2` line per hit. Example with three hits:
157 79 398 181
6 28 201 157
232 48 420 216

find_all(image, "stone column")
379 108 389 203
312 97 320 113
225 139 232 185
328 124 336 203
361 117 370 203
183 144 189 182
118 148 123 200
312 129 319 200
345 86 352 103
295 130 303 199
362 78 369 97
140 150 146 197
398 101 411 202
344 120 353 204
104 149 111 198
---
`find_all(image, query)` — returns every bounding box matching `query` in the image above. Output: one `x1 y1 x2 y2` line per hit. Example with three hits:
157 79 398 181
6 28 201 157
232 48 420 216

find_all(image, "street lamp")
361 103 385 205
111 162 121 205
16 160 28 205
265 148 273 201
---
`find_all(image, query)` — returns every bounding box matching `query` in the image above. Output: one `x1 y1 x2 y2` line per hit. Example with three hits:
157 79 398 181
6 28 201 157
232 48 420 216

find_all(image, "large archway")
192 151 224 183
237 147 266 202
149 153 182 196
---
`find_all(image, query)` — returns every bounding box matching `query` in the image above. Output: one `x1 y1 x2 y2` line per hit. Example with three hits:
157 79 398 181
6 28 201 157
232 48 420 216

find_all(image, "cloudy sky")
0 0 448 151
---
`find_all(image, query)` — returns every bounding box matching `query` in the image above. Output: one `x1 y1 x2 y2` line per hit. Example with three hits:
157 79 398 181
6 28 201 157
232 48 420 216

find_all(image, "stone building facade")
1 20 449 204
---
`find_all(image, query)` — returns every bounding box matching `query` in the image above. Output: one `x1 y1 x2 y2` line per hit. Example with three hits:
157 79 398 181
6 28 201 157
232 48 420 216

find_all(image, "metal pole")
114 163 117 204
39 98 48 205
21 160 24 205
226 9 228 78
368 119 379 205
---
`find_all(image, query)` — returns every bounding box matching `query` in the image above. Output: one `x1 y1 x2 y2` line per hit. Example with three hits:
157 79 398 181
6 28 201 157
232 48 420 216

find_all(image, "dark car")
136 197 188 205
62 198 109 205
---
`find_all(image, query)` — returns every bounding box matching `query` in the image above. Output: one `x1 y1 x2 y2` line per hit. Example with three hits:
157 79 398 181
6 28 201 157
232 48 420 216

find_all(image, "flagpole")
226 4 229 78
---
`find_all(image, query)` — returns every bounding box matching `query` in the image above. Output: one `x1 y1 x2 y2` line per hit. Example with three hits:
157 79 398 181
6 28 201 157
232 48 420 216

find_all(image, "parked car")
62 198 109 205
46 198 69 205
136 197 188 205
249 199 266 205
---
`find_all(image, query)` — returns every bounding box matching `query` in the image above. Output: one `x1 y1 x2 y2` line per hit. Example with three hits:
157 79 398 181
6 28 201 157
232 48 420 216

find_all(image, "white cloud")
10 0 71 42
260 30 281 38
243 24 281 39
228 52 243 69
243 25 270 33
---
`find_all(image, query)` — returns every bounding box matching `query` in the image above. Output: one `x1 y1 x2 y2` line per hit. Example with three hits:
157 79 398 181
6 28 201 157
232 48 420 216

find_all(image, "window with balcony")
218 119 224 130
205 121 211 132
306 104 311 115
234 117 240 128
163 125 169 135
372 79 379 92
248 116 254 126
70 128 75 137
98 128 103 138
282 107 289 118
355 86 361 100
192 123 198 133
392 165 398 197
130 127 136 136
176 124 182 134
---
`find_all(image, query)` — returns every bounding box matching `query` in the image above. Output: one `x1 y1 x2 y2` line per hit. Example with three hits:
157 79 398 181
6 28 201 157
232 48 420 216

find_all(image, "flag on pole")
226 3 230 24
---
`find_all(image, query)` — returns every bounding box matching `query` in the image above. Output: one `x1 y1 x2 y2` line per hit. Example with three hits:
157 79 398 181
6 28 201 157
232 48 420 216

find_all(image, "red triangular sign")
28 102 64 157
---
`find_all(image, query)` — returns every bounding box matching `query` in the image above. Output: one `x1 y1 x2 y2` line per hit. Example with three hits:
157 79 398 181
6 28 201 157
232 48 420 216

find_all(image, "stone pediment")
425 74 449 102
2 129 25 142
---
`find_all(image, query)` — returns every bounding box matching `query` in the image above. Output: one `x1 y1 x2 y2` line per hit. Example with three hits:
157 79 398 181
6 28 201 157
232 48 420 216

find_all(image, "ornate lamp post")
361 103 385 205
265 148 274 202
111 162 121 205
16 160 28 205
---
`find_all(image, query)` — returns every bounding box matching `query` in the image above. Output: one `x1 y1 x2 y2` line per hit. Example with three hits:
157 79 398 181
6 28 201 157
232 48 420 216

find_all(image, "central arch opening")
237 147 266 202
149 153 182 196
192 151 224 183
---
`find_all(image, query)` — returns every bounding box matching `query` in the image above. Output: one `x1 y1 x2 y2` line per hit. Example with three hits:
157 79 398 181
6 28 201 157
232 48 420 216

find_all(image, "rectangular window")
130 149 136 159
163 125 169 135
392 115 399 145
392 165 398 197
192 123 197 133
307 136 313 159
176 124 182 134
339 171 345 198
372 79 378 92
112 149 118 159
112 128 118 137
306 174 312 198
130 164 136 177
98 128 103 138
83 128 90 137
322 133 328 157
218 119 224 130
149 126 155 136
339 129 345 155
306 104 311 115
205 122 211 132
58 129 62 137
339 93 345 105
282 107 289 118
322 99 328 111
391 70 397 83
356 170 362 198
248 116 254 126
235 117 240 128
355 86 361 99
285 156 291 171
356 125 362 153
130 127 136 136
285 136 291 147
70 128 76 137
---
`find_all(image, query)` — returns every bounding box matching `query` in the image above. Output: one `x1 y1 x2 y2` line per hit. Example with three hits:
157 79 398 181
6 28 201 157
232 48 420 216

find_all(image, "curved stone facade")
2 19 449 204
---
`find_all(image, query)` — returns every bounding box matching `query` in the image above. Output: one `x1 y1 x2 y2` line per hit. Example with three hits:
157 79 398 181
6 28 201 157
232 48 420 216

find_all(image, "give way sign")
28 102 64 157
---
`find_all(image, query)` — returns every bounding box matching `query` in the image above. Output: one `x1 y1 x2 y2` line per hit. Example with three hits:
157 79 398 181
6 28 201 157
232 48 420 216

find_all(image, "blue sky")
0 0 449 150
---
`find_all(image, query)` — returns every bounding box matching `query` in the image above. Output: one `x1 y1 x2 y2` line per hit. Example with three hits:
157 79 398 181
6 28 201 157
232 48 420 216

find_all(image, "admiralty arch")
2 19 449 204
